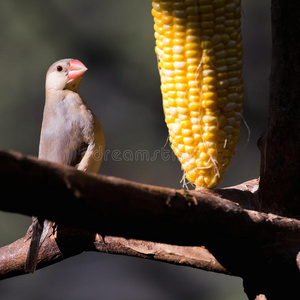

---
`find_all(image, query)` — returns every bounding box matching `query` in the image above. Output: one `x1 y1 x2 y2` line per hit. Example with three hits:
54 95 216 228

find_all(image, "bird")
25 58 105 273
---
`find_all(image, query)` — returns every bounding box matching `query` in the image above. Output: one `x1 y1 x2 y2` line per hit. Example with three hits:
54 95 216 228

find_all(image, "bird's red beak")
68 59 88 81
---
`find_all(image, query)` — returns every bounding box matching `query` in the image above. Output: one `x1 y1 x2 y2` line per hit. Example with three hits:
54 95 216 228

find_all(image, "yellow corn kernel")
152 0 243 189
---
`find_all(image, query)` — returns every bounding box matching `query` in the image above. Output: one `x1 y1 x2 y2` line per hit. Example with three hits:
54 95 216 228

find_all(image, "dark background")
0 1 270 299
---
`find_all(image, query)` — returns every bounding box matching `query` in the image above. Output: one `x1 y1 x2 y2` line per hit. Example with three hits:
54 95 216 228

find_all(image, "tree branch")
0 149 262 245
259 0 300 218
0 148 300 285
0 226 228 280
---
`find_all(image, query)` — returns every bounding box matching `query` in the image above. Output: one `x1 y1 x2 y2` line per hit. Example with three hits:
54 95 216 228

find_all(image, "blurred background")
0 0 271 299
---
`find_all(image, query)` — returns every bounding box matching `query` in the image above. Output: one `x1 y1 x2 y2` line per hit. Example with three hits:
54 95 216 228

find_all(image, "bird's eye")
56 66 63 72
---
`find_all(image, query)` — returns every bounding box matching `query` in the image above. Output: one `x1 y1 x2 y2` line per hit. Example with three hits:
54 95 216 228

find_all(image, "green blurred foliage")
0 0 270 299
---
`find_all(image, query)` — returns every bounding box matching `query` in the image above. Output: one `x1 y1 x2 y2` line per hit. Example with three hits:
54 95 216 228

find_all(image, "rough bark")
0 149 299 300
259 0 300 218
250 0 300 298
0 226 228 280
0 149 262 247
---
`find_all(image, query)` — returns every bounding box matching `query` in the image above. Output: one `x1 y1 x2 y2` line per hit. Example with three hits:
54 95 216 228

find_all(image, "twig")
0 226 228 279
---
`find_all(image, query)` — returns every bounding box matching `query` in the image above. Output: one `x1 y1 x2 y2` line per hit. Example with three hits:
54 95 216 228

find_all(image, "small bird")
25 58 105 273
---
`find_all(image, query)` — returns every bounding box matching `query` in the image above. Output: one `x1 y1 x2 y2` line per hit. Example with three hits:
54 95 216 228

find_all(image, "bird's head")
45 58 88 92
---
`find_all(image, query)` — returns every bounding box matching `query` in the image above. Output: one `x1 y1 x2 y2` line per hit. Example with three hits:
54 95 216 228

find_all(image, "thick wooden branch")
0 148 300 286
259 0 300 218
1 148 298 245
0 148 262 246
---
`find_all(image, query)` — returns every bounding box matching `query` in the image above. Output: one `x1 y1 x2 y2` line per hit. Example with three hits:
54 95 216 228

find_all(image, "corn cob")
152 0 243 189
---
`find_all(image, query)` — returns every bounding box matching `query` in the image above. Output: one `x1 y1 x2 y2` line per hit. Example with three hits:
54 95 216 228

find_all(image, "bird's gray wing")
38 97 91 167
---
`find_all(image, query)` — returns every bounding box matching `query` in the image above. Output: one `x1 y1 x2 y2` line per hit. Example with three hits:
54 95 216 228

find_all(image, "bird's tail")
25 218 53 273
